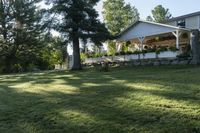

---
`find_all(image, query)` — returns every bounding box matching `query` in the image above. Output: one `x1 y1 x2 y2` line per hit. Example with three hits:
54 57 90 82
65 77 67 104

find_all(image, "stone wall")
84 58 192 68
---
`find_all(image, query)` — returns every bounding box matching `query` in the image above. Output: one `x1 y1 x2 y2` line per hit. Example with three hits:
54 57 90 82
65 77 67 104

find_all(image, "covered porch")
116 20 191 59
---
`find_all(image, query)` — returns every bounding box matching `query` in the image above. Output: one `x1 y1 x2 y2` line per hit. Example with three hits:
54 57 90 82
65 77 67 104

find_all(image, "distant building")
164 11 200 30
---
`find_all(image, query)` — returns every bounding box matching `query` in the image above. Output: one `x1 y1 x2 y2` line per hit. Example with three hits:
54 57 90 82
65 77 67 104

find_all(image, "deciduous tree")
0 0 45 73
103 0 139 54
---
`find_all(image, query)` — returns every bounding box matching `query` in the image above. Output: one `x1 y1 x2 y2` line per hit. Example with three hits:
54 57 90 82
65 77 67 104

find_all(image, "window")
177 19 185 28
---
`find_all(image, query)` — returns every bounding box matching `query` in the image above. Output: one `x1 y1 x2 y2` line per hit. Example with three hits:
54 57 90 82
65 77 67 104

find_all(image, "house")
115 11 200 64
164 11 200 30
85 11 200 65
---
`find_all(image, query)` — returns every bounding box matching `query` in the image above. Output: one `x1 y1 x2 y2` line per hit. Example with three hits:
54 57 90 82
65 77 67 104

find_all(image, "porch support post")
138 37 145 51
172 30 182 49
116 41 121 52
190 32 193 50
176 30 180 49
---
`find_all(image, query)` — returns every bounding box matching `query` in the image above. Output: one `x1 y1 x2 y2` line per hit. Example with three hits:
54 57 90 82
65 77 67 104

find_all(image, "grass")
0 66 200 133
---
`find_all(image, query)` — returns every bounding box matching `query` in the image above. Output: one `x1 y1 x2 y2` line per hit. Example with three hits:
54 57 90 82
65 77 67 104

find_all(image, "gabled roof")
117 20 190 41
118 20 188 37
164 11 200 23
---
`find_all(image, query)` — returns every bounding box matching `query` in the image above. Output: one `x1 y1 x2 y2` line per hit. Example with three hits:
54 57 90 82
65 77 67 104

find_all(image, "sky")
96 0 200 21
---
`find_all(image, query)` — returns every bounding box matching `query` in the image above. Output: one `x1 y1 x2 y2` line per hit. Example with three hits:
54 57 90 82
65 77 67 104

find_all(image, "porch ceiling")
117 20 190 41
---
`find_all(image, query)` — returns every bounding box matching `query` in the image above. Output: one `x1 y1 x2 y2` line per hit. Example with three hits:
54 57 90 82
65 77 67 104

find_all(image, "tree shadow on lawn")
0 66 200 133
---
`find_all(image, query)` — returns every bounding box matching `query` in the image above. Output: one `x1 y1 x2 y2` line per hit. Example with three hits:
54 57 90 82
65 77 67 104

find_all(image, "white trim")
139 20 190 31
172 31 177 37
172 30 182 49
138 37 145 51
138 37 145 43
190 32 195 50
118 20 190 39
176 30 180 49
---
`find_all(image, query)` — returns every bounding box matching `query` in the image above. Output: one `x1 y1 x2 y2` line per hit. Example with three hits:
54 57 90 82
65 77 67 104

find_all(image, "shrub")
177 53 191 59
133 50 141 54
126 51 133 55
147 47 156 53
0 64 4 74
12 64 23 73
159 46 168 52
156 49 160 55
169 46 178 52
120 51 127 55
115 52 120 56
141 50 147 54
100 62 109 72
80 53 88 62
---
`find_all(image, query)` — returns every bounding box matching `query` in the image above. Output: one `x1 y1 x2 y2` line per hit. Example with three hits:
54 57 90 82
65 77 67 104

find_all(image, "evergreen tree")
147 5 172 23
46 0 110 70
146 16 154 22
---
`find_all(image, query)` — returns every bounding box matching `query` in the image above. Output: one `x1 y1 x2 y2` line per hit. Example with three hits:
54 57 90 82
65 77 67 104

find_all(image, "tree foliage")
146 5 172 23
146 16 154 22
103 0 139 35
0 0 46 73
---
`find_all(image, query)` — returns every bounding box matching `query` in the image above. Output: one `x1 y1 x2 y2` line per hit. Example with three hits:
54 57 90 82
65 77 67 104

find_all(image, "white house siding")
166 21 177 26
185 16 199 29
118 22 178 41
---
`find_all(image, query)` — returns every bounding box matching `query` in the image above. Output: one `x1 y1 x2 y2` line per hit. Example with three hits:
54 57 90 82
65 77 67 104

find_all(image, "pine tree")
46 0 110 70
147 5 172 23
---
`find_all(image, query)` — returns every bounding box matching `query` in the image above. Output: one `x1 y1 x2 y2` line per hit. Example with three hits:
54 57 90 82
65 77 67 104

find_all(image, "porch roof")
117 20 190 41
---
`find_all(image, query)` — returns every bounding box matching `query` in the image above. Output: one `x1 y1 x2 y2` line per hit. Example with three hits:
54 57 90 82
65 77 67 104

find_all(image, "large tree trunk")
71 36 82 70
191 30 200 64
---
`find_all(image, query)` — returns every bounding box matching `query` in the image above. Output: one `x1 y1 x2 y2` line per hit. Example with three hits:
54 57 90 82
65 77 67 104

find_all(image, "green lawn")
0 66 200 133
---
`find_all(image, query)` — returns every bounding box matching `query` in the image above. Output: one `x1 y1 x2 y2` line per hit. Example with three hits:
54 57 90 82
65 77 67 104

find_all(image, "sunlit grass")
0 66 200 133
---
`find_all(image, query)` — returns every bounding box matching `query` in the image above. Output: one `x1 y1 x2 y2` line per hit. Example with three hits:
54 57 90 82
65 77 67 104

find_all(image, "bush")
133 50 141 54
177 53 191 59
12 64 23 73
115 52 120 56
169 46 178 52
119 51 126 55
0 64 4 74
156 49 160 55
81 53 88 62
126 51 133 55
146 47 156 53
141 50 147 54
159 46 168 52
100 62 109 72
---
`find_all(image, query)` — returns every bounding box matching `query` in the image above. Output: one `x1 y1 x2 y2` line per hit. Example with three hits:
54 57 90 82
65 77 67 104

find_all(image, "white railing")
85 51 178 64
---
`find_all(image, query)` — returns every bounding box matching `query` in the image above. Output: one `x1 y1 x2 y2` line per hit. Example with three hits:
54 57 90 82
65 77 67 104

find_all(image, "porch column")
138 37 145 51
172 30 182 49
190 32 193 50
116 41 122 52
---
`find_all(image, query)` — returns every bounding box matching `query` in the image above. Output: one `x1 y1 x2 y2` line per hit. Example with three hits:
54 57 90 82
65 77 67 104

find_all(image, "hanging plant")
182 33 189 39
